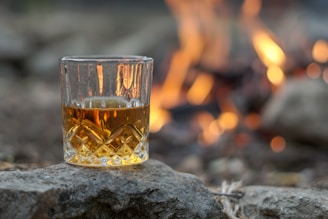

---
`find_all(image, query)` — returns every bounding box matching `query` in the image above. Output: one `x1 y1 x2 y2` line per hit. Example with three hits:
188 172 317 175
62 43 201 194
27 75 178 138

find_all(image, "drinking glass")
60 55 153 166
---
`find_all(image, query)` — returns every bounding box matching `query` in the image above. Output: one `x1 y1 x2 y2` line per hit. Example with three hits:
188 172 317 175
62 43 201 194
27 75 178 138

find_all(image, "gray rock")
100 16 176 56
240 186 328 219
0 159 223 219
0 30 32 60
25 36 96 78
261 78 328 146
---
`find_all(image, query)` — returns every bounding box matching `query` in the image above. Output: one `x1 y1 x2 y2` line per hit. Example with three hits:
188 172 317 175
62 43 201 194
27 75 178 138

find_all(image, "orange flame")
150 0 231 133
160 51 191 108
266 65 285 86
187 73 214 105
161 0 230 108
252 30 286 68
158 0 290 143
150 86 171 132
161 0 205 108
241 0 286 88
216 93 240 132
195 112 223 146
241 0 262 17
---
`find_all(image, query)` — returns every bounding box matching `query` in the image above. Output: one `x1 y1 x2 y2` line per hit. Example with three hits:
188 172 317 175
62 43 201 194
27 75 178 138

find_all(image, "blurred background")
0 0 328 188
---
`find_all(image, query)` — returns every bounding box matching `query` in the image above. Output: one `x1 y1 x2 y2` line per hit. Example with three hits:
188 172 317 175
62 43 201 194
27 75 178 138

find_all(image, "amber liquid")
62 97 149 166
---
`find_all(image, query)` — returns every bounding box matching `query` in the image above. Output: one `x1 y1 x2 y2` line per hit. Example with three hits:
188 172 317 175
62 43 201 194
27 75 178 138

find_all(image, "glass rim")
60 55 153 63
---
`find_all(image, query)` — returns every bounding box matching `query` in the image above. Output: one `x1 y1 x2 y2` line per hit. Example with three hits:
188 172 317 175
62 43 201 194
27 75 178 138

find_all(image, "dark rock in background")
261 78 328 146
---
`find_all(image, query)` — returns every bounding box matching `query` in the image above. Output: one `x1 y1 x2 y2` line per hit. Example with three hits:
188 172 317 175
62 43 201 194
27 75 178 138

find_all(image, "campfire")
0 0 327 189
149 0 328 155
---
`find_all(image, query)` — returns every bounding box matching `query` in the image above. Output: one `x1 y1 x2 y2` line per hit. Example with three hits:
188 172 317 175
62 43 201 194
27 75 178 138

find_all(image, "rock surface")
0 159 223 219
261 78 328 146
1 159 328 219
240 186 328 219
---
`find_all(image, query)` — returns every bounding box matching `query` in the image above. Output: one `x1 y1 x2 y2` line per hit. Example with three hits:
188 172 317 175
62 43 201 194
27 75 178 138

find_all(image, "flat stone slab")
0 159 223 219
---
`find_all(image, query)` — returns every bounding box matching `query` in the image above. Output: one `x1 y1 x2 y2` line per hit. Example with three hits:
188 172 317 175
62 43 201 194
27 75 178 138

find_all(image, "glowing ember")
244 113 261 130
312 39 328 63
235 132 251 147
187 73 214 105
306 63 321 79
218 112 239 131
270 136 286 153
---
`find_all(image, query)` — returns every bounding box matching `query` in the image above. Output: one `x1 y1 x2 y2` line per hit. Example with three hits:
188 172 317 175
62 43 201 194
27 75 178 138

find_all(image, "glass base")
64 142 149 167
